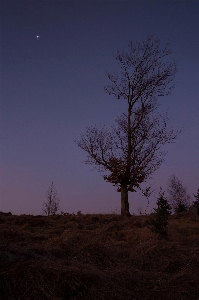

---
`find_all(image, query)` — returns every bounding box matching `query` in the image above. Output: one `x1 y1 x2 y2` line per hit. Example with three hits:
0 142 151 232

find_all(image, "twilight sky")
1 0 199 215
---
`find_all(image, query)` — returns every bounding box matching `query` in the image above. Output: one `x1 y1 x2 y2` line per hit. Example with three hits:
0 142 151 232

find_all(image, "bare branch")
104 36 177 107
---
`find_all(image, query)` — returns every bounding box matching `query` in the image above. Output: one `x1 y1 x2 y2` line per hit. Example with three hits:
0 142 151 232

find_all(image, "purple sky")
1 0 199 215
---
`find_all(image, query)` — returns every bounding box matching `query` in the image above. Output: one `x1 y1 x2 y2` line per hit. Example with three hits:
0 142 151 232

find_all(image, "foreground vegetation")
0 212 199 299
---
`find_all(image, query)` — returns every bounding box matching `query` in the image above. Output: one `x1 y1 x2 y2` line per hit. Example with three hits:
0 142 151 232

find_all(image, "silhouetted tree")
42 182 60 216
77 36 179 216
193 188 199 215
167 175 191 213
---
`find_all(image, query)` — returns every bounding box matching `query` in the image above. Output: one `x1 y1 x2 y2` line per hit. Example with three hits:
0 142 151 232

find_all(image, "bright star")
36 36 40 40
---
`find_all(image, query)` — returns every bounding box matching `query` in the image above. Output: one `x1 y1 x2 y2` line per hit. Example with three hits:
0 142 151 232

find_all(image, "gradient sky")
1 0 199 215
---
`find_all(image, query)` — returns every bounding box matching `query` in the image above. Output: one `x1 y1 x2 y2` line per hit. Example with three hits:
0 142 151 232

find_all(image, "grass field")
0 212 199 299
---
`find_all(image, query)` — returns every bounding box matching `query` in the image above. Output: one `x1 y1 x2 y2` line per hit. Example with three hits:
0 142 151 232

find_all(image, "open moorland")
0 212 199 300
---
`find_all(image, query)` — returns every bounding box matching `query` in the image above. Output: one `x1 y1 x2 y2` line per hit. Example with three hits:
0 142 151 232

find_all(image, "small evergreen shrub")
148 191 172 238
193 189 199 215
175 203 188 213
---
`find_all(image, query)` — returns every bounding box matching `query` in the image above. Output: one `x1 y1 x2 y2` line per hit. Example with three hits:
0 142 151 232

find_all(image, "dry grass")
0 212 199 299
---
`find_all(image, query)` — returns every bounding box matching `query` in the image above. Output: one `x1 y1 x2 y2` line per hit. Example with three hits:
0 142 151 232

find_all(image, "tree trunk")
121 184 130 216
120 85 132 217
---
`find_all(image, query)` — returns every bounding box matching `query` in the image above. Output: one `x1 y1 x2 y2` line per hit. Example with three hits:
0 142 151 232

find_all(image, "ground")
0 212 199 299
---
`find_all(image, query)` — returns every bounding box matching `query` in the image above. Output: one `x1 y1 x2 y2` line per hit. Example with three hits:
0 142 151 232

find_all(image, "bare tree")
42 182 60 216
167 175 191 213
77 36 180 216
